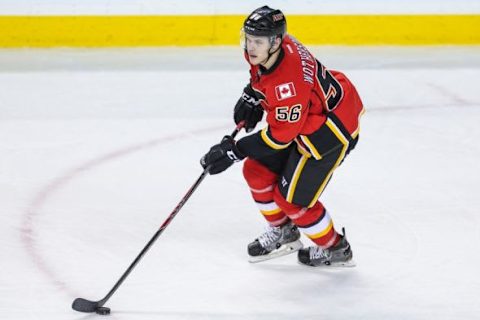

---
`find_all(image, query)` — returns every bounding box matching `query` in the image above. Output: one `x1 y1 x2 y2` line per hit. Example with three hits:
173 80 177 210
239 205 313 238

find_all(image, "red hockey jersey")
237 35 364 160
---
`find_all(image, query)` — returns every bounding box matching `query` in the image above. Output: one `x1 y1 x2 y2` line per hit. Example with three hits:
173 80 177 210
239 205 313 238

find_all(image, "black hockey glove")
200 135 245 175
234 84 264 133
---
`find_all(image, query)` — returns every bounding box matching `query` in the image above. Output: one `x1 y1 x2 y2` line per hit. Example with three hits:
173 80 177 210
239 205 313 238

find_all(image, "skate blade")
249 240 303 263
299 259 356 268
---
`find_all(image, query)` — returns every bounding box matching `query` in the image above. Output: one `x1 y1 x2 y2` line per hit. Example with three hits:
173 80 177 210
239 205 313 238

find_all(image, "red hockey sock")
273 187 339 249
243 159 288 226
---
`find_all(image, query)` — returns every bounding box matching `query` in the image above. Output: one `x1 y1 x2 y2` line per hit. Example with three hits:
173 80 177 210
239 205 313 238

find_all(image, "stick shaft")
96 123 243 306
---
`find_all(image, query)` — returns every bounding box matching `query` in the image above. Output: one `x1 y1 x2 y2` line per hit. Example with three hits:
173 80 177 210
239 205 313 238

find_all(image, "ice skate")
297 228 355 267
248 221 303 263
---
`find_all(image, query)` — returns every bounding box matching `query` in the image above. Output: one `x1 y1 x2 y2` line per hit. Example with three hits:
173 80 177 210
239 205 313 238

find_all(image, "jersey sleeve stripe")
260 126 292 150
237 131 288 159
351 107 366 139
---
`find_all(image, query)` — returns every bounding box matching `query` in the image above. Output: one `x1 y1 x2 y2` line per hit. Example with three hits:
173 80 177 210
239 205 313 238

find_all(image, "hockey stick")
72 122 244 315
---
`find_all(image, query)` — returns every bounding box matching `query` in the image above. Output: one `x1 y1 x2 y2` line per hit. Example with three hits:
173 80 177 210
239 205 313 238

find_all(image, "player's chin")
248 55 261 65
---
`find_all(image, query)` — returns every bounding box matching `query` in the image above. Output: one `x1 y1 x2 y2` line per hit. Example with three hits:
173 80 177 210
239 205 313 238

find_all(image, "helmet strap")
260 36 282 66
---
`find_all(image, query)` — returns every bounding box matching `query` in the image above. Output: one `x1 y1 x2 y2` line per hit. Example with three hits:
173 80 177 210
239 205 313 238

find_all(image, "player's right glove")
234 84 264 133
200 135 245 175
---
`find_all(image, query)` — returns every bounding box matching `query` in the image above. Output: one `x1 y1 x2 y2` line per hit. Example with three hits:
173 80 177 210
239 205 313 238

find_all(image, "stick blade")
72 298 99 313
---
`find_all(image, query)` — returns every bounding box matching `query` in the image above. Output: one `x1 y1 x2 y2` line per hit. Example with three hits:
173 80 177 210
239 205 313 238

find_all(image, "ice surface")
1 46 479 320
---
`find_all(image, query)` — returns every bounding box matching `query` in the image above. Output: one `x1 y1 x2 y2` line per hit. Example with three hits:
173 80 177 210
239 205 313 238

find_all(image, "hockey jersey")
237 35 364 160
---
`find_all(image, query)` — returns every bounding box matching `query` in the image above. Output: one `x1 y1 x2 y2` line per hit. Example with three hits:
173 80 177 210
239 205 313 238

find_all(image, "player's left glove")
200 135 245 175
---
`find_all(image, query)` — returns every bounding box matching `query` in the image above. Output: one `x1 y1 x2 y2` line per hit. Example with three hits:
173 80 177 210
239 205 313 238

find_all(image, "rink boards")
0 0 479 47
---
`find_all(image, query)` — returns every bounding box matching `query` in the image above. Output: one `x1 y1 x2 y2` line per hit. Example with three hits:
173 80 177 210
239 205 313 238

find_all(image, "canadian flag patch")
275 82 296 101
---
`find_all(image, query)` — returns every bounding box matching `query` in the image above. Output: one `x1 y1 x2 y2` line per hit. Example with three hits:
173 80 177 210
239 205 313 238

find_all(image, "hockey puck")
95 307 111 315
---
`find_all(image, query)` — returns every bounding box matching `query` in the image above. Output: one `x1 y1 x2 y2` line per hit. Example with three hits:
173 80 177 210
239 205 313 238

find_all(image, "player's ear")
272 37 282 50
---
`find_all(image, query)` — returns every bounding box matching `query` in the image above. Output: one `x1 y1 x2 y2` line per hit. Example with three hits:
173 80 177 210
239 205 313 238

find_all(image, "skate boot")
297 228 355 267
248 221 303 263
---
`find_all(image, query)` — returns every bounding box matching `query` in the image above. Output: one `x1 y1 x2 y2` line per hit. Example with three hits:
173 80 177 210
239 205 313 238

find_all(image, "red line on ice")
20 125 228 299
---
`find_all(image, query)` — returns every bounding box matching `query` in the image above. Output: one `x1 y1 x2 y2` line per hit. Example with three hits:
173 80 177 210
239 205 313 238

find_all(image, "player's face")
245 34 272 65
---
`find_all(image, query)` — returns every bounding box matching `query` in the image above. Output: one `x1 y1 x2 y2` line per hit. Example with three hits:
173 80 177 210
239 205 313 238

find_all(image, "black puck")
95 307 111 315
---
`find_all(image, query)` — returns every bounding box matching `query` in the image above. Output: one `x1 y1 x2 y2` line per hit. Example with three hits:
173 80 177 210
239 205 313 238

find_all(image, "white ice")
1 46 479 320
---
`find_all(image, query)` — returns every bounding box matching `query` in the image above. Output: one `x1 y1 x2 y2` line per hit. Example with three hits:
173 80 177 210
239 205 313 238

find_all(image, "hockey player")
201 6 364 267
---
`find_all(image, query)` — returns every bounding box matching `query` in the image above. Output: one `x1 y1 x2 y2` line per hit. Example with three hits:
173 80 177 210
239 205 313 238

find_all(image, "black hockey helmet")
243 6 287 39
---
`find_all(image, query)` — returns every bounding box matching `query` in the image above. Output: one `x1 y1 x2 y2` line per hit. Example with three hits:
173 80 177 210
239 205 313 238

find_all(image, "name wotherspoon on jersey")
289 37 316 85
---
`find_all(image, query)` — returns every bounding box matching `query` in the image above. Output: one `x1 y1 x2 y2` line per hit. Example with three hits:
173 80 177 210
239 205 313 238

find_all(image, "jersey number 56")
275 104 302 123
